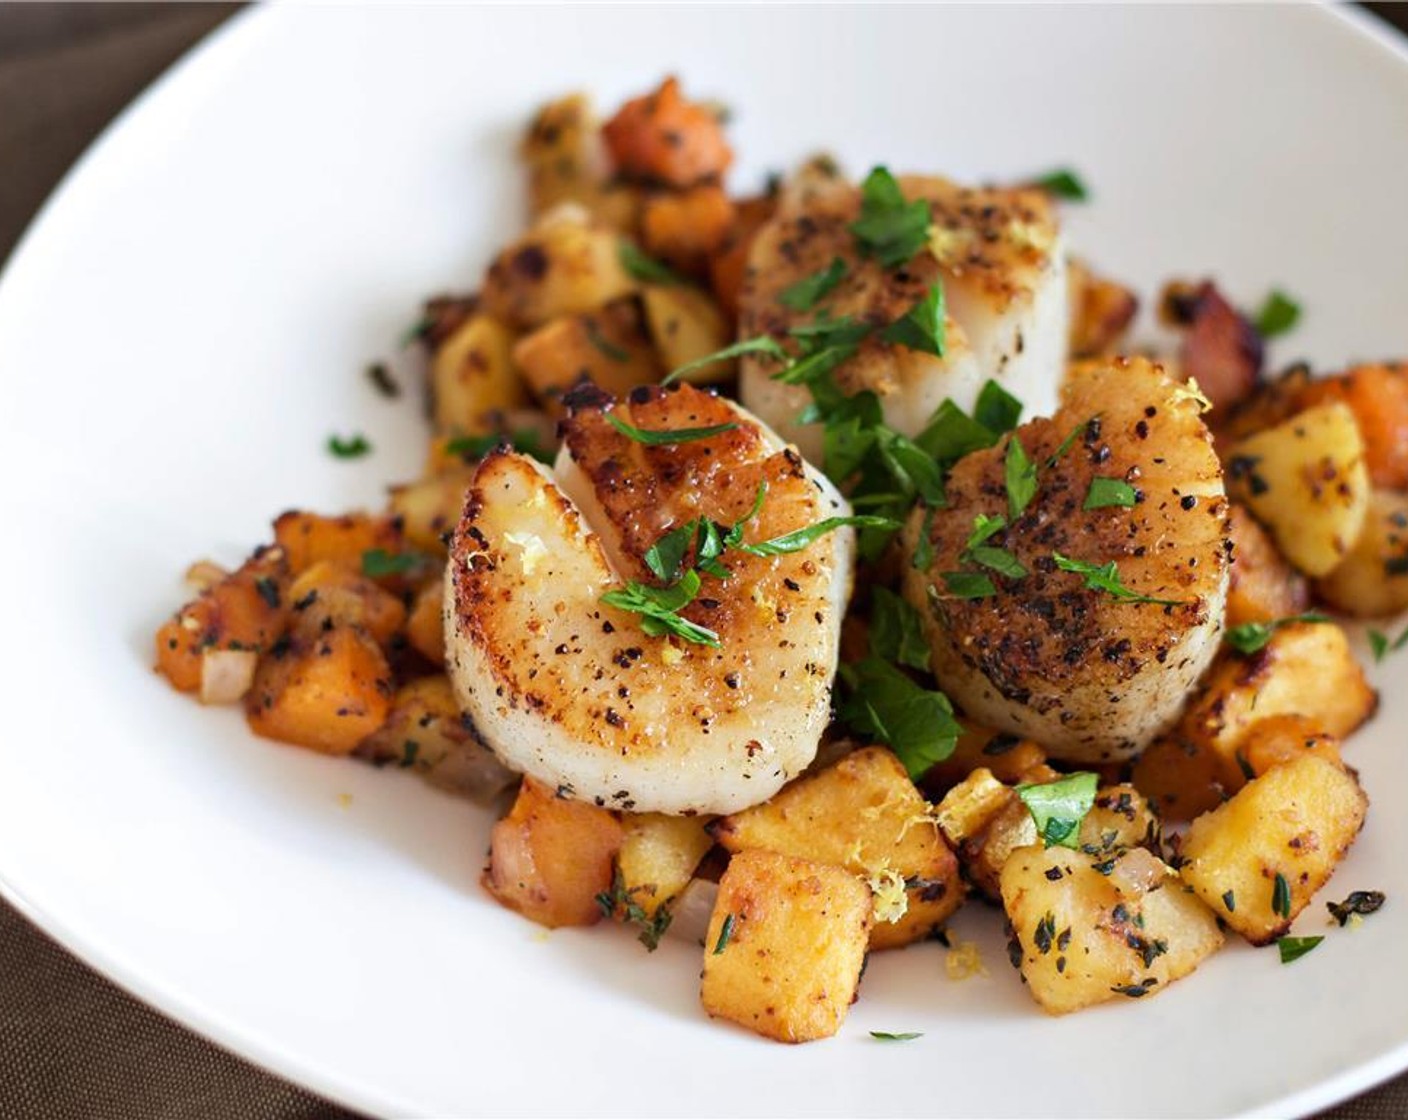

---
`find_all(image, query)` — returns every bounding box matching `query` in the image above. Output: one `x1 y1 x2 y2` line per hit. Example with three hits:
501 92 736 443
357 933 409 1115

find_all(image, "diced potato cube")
711 746 962 948
404 579 445 667
1179 755 1368 944
1067 258 1138 360
1226 503 1309 626
390 469 475 556
430 314 527 434
617 813 715 918
641 284 732 383
521 93 608 217
641 185 735 274
483 777 623 928
1224 402 1369 576
922 724 1050 792
480 206 637 329
511 301 661 409
1298 362 1408 490
700 850 871 1043
1084 784 1161 853
272 511 402 577
287 560 406 646
1130 734 1227 822
933 767 1010 850
1238 714 1346 778
1315 488 1408 617
1001 844 1223 1015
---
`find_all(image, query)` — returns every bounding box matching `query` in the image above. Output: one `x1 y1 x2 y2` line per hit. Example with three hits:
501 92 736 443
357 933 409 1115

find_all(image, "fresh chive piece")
1223 612 1329 655
713 913 736 954
941 571 997 600
837 656 962 780
327 433 371 459
870 1031 923 1042
1083 478 1138 510
361 549 421 578
1052 553 1184 607
880 281 947 358
1046 418 1091 468
1272 872 1292 920
1277 935 1323 964
1032 167 1089 202
1004 436 1038 521
850 166 933 268
606 413 739 446
600 570 720 648
1255 289 1301 339
974 380 1023 435
734 515 899 558
779 257 848 311
661 335 790 385
619 240 683 285
585 321 631 362
869 587 931 672
1016 772 1099 850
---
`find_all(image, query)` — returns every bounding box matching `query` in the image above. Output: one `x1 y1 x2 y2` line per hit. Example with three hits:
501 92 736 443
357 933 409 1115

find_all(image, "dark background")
1 5 1406 1119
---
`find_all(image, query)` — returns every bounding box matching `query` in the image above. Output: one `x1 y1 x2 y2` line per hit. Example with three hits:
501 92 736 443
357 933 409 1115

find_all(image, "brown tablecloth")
2 5 1407 1118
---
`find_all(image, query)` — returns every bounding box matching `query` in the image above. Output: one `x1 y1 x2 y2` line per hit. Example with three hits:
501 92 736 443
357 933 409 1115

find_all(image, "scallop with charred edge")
739 170 1067 465
444 383 856 815
900 357 1230 762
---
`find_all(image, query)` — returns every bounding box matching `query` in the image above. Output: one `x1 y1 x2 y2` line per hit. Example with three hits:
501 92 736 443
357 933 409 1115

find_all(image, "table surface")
2 4 1406 1118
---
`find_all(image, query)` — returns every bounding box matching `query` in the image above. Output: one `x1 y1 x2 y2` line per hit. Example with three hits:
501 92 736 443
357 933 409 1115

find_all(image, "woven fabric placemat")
2 5 1406 1118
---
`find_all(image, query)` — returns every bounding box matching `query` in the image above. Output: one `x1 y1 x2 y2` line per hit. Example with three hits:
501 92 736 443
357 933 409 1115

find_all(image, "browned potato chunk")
483 777 623 928
1239 715 1347 779
404 578 445 667
389 469 476 558
711 746 962 948
1179 755 1368 944
700 850 871 1043
1316 489 1408 617
1067 258 1138 360
1001 844 1223 1015
616 813 715 919
521 93 607 217
430 314 527 434
922 723 1050 793
1178 621 1376 792
272 511 402 577
1130 734 1227 823
640 284 732 383
1226 503 1309 627
511 300 661 409
287 560 406 646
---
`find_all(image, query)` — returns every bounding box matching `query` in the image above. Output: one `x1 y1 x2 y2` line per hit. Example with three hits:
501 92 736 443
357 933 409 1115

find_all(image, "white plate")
1 5 1406 1117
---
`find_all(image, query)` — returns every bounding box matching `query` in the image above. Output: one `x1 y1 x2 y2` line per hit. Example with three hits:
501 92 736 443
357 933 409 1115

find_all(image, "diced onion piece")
199 649 258 705
184 559 229 592
666 878 719 946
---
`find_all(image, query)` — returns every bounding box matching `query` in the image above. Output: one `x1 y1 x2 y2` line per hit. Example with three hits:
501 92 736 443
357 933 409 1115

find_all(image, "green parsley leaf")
1052 553 1183 607
643 521 699 584
713 913 736 954
1004 436 1038 521
585 321 630 362
1224 612 1330 655
661 335 790 386
600 570 720 648
974 381 1024 435
965 513 1007 551
361 549 421 578
1031 168 1089 202
915 399 998 462
870 1031 923 1042
850 166 933 269
880 281 947 358
1367 624 1408 663
787 314 872 350
779 257 848 311
877 428 947 506
941 571 997 600
969 546 1027 580
911 507 937 571
1017 771 1099 849
1083 477 1138 510
735 515 899 558
1255 289 1301 339
869 587 931 671
1272 872 1292 920
837 656 961 779
1277 935 1323 964
328 433 371 459
618 240 683 285
606 413 739 446
445 428 555 464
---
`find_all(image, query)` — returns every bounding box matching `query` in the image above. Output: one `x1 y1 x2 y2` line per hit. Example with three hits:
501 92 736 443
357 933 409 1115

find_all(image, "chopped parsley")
1052 553 1183 607
1254 289 1301 339
1016 771 1099 850
941 571 997 600
1327 890 1385 927
1367 624 1408 663
838 657 962 780
660 335 790 386
869 587 931 671
595 870 673 951
1031 167 1089 202
1046 418 1091 468
869 1031 923 1042
916 399 1000 462
618 240 683 285
974 381 1024 435
605 413 739 446
778 257 847 311
361 549 422 578
734 514 899 558
1276 935 1323 964
850 166 933 268
880 281 946 358
1272 872 1293 920
327 432 371 459
911 507 937 571
1004 436 1038 521
1223 612 1329 655
1083 478 1138 510
713 913 736 954
600 570 720 648
445 428 555 464
585 321 631 362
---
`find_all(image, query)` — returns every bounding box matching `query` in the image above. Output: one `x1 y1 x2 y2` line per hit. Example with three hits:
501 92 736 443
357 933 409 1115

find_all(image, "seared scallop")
739 169 1067 464
900 357 1230 762
444 383 855 815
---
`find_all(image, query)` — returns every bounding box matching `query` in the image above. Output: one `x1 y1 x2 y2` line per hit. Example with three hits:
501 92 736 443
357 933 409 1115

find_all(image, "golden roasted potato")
640 284 732 382
480 206 637 329
521 93 607 217
641 185 735 274
511 300 662 408
272 511 403 577
430 314 527 434
389 469 476 557
616 813 715 919
711 746 962 949
1179 755 1368 944
922 724 1050 793
404 578 445 667
1225 503 1309 627
287 560 406 646
1315 488 1408 617
1067 258 1138 360
1001 844 1223 1015
483 776 623 928
1224 401 1369 576
1130 735 1227 823
700 850 871 1043
1239 714 1346 778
